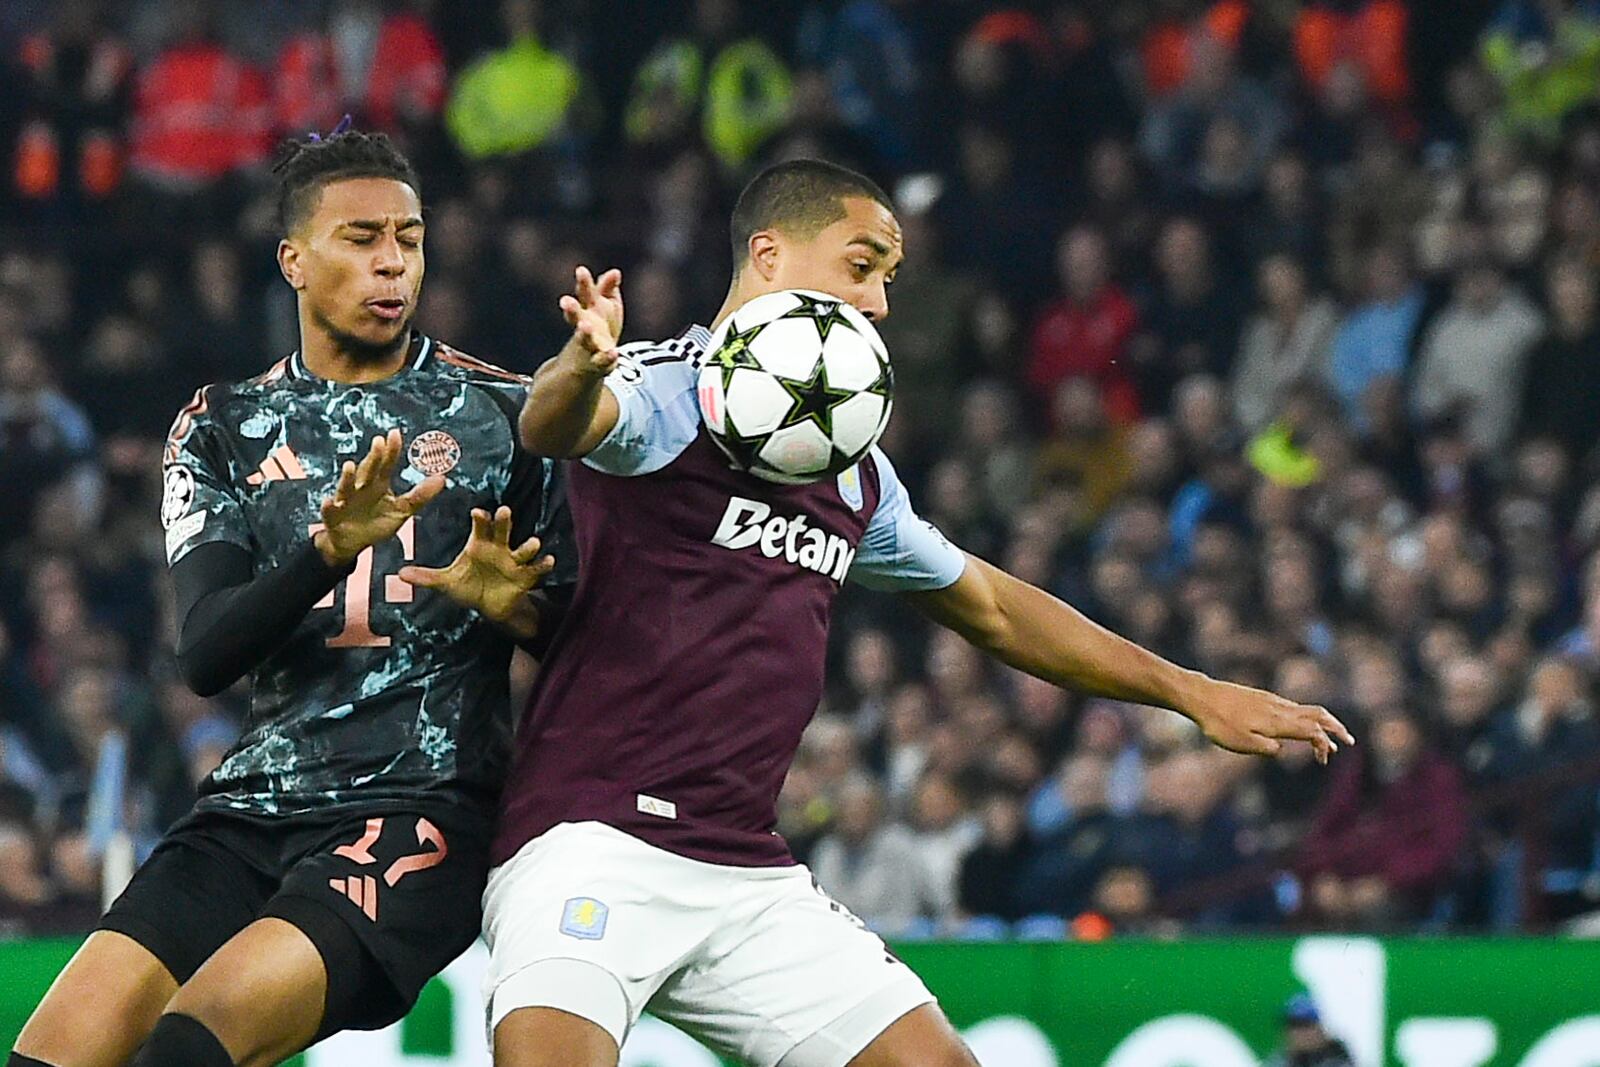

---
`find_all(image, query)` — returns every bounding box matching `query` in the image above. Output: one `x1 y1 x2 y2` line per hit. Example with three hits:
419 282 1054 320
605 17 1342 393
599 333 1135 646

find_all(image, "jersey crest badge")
409 430 461 476
837 465 864 511
560 897 609 940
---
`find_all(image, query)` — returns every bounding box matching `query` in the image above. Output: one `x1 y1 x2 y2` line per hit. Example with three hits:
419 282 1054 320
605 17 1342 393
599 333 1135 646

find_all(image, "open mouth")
366 298 407 321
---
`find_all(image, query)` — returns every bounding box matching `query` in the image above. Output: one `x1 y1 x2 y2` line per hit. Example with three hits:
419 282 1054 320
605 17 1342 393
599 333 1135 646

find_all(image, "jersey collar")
285 332 433 382
682 324 713 364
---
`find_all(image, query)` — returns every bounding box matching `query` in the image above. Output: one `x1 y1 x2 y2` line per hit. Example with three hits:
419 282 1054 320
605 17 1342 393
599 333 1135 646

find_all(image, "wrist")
1164 667 1216 718
312 529 357 568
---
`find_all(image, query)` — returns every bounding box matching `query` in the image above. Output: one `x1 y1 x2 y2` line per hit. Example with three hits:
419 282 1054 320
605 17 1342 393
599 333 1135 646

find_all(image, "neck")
300 316 412 384
713 275 760 329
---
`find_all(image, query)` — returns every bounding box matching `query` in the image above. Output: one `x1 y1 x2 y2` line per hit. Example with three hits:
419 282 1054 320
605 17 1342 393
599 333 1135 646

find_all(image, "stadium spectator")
1299 709 1470 927
1230 253 1339 433
1414 251 1546 456
1132 216 1246 413
273 0 446 136
1329 243 1425 430
444 0 580 160
125 1 271 193
1028 225 1141 424
1520 256 1600 464
1262 993 1357 1067
810 774 941 935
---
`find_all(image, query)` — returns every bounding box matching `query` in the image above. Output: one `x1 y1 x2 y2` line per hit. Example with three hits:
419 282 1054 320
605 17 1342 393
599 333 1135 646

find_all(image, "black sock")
129 1014 234 1067
8 1054 58 1067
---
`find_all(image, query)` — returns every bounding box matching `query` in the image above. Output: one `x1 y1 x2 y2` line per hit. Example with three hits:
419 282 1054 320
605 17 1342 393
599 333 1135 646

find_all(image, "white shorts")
482 821 935 1067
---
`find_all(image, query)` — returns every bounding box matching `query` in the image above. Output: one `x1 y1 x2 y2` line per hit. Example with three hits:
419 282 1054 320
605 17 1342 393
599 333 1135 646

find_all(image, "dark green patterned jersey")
161 334 572 816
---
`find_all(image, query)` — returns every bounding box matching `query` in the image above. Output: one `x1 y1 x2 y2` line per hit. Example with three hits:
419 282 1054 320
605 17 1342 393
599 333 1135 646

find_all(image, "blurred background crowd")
2 0 1600 942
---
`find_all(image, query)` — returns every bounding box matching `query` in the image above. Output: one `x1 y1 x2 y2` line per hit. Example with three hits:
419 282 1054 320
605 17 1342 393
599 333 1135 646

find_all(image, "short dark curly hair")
272 128 422 236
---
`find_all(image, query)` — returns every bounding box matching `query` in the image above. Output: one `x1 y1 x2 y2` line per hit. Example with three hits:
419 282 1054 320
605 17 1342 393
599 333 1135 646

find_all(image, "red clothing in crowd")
1294 1 1410 106
275 13 446 134
1141 0 1250 97
1027 286 1141 424
128 41 272 187
1298 749 1469 899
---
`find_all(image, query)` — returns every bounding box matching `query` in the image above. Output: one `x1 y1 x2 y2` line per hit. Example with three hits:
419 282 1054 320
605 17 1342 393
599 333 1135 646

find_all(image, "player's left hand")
397 505 555 624
1184 677 1355 764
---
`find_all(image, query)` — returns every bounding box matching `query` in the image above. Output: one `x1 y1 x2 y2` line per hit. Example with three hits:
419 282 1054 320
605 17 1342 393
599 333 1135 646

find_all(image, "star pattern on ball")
778 358 856 436
712 322 766 392
779 294 856 343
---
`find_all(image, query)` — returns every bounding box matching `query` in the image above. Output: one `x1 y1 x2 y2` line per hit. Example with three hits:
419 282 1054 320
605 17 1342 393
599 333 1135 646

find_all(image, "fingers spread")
511 536 543 563
597 268 622 297
493 506 513 545
575 265 594 304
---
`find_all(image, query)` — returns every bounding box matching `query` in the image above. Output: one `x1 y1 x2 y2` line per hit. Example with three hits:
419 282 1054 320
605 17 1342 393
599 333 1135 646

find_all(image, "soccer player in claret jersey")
487 158 1356 1067
10 129 573 1067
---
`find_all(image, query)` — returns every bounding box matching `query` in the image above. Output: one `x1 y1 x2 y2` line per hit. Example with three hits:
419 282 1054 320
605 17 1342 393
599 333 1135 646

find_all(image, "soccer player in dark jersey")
485 158 1356 1067
11 130 571 1067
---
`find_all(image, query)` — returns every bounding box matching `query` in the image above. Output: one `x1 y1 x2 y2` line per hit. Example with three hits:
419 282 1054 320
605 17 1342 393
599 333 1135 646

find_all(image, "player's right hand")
559 265 623 375
314 429 445 567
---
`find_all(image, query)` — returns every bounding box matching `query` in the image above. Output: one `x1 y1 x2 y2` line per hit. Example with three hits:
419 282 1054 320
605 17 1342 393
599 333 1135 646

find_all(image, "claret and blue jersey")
162 334 572 816
493 324 967 869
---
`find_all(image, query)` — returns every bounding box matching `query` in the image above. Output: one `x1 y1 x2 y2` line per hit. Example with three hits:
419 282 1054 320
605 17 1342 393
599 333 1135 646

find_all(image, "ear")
747 230 781 282
277 239 305 290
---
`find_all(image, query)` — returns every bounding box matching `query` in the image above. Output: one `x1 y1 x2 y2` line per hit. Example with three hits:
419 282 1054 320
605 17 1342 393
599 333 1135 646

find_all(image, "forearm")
173 541 353 696
520 337 610 457
922 556 1206 714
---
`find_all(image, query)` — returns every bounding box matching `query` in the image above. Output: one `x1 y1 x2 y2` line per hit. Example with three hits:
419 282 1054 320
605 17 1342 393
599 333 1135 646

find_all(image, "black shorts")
99 795 492 1036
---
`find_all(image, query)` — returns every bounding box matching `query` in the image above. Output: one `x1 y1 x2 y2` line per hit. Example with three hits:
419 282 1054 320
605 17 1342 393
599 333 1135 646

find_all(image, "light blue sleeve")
848 447 968 592
582 343 702 477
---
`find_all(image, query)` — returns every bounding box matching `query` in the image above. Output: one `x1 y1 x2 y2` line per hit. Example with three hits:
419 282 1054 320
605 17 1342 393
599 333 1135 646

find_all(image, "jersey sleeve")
582 343 702 477
848 447 968 593
162 389 253 567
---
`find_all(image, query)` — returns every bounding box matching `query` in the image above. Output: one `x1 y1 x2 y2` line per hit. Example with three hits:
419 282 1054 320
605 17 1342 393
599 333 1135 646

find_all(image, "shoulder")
428 339 534 395
426 338 537 427
604 327 712 404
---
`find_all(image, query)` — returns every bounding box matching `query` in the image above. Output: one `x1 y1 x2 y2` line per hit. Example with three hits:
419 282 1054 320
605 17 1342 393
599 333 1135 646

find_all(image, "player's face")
770 196 902 322
285 177 425 354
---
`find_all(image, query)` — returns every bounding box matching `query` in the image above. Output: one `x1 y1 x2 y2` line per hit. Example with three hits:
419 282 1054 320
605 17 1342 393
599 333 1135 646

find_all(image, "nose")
373 235 406 277
857 283 889 323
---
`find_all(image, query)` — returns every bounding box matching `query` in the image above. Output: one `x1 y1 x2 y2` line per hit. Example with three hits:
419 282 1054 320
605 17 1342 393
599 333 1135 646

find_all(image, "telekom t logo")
309 517 415 648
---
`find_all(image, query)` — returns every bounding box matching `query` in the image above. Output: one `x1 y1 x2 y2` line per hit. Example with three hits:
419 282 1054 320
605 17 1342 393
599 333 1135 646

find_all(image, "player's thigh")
482 823 711 1054
163 917 327 1067
654 869 937 1067
493 1006 620 1067
14 931 177 1067
17 815 273 1066
846 1004 979 1067
272 802 493 1035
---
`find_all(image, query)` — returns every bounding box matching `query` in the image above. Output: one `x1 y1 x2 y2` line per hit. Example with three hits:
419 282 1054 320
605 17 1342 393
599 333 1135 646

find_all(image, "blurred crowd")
3 0 1600 940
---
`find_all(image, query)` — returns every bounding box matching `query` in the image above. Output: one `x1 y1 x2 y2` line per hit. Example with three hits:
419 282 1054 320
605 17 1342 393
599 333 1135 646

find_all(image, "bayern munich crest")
408 430 461 476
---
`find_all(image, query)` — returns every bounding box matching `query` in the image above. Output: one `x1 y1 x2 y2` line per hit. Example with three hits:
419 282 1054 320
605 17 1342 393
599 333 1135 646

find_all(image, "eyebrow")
849 235 894 257
342 217 425 231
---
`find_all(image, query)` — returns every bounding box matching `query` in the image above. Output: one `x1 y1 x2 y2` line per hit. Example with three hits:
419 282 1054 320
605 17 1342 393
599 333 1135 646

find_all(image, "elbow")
176 650 236 698
517 411 576 459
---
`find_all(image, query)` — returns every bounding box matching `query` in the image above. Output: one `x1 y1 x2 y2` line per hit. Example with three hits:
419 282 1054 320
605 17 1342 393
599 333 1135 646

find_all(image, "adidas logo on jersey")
711 497 856 583
246 445 308 485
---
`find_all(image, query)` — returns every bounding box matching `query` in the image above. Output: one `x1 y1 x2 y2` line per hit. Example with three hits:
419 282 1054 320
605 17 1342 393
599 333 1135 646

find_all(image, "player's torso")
197 341 539 812
499 429 880 866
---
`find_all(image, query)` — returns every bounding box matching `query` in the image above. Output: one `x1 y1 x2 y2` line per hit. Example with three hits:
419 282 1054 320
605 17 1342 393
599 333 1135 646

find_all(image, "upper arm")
162 392 252 567
582 347 701 477
568 385 622 458
903 553 1004 648
847 447 968 593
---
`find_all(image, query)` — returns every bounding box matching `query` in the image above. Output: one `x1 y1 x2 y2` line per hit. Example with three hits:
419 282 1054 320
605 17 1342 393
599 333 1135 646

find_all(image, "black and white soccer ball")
697 290 893 485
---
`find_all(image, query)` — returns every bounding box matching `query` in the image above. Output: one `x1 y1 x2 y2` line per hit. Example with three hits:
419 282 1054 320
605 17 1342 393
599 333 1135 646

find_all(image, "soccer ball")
697 290 893 485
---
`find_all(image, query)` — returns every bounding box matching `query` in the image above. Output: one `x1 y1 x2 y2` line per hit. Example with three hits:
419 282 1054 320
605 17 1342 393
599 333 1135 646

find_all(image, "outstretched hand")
558 265 623 375
315 429 445 566
1186 678 1356 764
397 506 555 625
